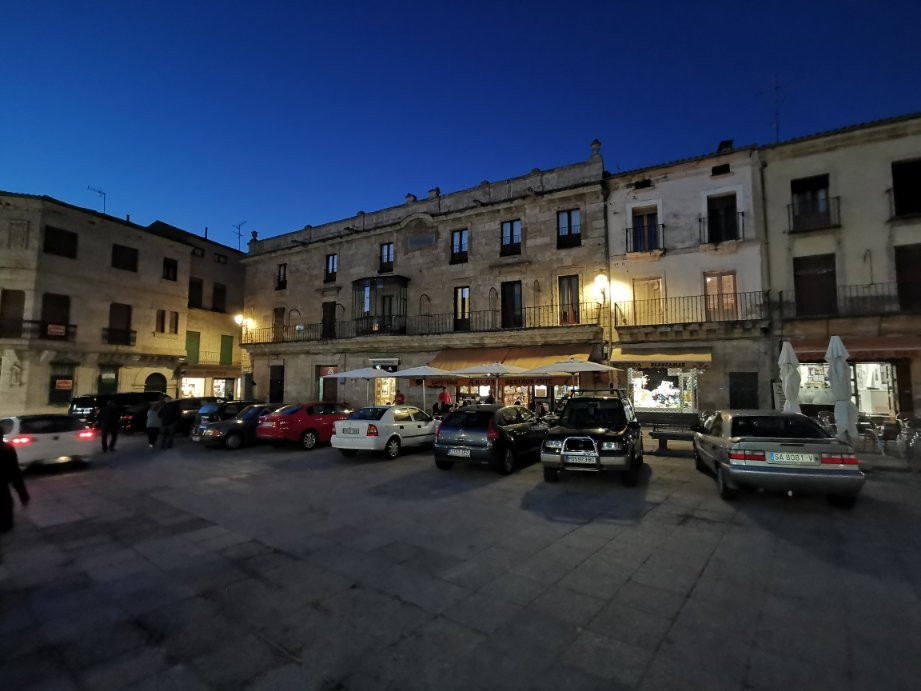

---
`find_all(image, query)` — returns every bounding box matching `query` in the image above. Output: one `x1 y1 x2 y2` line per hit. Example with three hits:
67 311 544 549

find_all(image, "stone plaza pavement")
1 433 920 690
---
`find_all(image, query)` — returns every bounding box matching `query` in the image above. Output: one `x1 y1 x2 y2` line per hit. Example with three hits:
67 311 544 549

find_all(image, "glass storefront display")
180 377 205 398
375 377 397 405
797 361 895 416
629 367 698 412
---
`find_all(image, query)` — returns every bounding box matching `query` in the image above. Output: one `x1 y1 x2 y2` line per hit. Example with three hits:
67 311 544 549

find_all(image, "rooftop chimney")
204 226 209 239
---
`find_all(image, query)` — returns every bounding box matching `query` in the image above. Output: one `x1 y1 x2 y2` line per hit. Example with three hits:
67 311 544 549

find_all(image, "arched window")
145 373 167 393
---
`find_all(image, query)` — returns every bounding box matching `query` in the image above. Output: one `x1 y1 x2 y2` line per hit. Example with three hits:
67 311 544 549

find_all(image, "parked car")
897 417 921 459
693 410 865 507
539 391 643 485
1 414 96 468
176 396 221 433
434 404 548 475
332 405 436 459
193 399 264 429
256 402 350 449
191 404 277 449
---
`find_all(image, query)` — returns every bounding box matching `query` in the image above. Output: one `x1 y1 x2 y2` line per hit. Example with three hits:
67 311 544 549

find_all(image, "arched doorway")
144 373 167 393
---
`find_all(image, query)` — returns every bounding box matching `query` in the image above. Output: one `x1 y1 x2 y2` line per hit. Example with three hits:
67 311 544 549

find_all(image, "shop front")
610 347 712 414
179 364 241 400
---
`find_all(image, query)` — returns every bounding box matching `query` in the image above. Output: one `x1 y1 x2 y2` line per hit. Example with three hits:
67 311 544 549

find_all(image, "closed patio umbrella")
390 365 452 411
778 341 802 414
825 336 858 443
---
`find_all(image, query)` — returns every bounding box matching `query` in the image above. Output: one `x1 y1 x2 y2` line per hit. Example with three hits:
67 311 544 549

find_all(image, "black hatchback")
433 405 548 475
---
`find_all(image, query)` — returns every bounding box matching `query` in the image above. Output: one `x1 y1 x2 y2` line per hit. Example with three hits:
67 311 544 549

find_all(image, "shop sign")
46 324 66 337
54 378 73 390
319 366 338 377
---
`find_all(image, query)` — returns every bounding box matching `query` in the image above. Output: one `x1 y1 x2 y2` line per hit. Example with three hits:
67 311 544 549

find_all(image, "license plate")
447 447 471 457
564 454 598 465
769 452 818 463
341 427 360 435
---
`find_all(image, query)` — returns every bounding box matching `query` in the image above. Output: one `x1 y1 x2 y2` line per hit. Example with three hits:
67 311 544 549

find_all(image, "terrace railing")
614 291 767 327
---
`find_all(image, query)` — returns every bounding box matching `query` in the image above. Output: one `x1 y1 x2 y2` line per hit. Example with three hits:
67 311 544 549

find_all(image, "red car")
255 402 350 449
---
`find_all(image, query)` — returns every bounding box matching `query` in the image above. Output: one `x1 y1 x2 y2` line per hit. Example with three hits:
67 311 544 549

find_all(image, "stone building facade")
0 193 243 416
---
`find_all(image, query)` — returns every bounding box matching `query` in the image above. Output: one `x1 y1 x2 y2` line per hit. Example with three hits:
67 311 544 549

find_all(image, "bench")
636 412 701 452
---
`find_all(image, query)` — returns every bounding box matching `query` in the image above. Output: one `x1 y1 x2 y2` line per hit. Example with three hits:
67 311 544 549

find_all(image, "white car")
1 414 97 468
332 405 437 459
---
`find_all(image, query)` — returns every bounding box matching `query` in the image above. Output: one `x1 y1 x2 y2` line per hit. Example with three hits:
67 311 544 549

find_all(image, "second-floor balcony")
782 281 921 319
0 319 77 341
242 302 603 345
186 350 239 367
102 327 136 346
788 197 840 232
625 224 665 253
614 291 768 327
699 212 745 244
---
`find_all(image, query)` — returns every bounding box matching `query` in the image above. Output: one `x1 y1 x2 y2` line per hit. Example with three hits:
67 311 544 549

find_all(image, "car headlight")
543 439 562 450
203 428 221 437
601 441 624 452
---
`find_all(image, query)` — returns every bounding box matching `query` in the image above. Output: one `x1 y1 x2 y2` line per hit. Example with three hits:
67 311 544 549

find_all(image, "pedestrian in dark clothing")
146 403 162 448
98 400 121 452
158 400 180 449
1 440 30 563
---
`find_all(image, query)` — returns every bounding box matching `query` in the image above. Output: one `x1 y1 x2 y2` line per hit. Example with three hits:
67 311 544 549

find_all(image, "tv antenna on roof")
232 221 247 250
87 186 107 214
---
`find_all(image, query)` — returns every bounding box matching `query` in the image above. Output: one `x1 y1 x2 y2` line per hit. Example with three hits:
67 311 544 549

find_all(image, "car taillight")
367 424 378 437
487 419 499 442
728 450 765 462
9 435 34 446
821 453 859 465
77 430 95 440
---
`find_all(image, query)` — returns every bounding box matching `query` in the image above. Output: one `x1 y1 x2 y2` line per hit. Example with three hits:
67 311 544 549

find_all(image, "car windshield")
278 405 302 416
237 405 264 420
560 399 627 429
731 415 829 438
20 416 86 434
350 407 388 421
198 403 220 414
442 410 494 429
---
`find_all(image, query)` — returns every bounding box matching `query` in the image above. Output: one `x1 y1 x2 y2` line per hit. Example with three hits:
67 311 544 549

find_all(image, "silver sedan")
693 410 865 508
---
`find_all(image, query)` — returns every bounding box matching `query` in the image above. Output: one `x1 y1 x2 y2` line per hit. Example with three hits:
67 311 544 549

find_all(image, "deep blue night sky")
3 0 920 249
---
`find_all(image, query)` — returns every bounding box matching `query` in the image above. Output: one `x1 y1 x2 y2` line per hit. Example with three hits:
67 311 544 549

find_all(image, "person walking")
483 388 496 404
438 387 453 414
145 403 162 448
98 400 121 453
158 399 180 449
1 439 30 564
393 390 405 405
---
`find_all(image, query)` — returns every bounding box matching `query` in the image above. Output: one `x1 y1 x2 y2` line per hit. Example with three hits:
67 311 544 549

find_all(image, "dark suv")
540 390 644 485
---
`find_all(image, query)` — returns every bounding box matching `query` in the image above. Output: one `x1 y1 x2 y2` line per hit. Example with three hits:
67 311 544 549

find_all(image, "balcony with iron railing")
102 327 136 346
625 224 665 253
614 291 768 327
781 281 921 319
788 197 840 232
242 301 603 345
185 350 239 367
699 211 744 244
556 225 582 249
0 319 77 341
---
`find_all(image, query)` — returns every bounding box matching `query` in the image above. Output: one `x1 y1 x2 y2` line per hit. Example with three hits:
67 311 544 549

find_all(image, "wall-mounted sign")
46 324 66 337
54 378 73 390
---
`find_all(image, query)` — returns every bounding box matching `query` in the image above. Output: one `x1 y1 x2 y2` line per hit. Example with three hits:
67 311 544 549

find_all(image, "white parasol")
777 341 801 414
390 365 452 411
825 336 858 443
447 362 527 401
323 367 392 406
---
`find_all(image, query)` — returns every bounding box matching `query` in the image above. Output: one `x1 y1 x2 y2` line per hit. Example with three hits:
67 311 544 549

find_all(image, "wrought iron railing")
0 319 77 341
557 226 582 249
102 328 136 345
614 291 768 327
788 197 840 232
783 281 921 319
242 301 602 344
187 351 239 367
625 224 665 253
699 211 744 244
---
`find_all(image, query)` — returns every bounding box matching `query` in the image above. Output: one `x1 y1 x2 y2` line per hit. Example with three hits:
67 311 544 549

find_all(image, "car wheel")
384 436 401 459
224 433 242 450
717 464 739 501
828 494 858 509
339 449 358 457
435 459 454 470
493 448 515 475
300 430 318 450
622 454 640 487
543 466 559 483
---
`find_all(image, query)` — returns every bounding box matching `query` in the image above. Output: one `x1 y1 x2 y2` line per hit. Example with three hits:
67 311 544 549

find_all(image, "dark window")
41 293 70 326
269 365 285 404
501 220 522 256
450 229 468 264
276 263 287 290
790 174 833 231
188 277 203 308
730 415 828 438
43 226 78 258
728 372 759 409
155 309 178 334
273 307 285 341
632 178 652 189
454 286 470 331
322 301 337 339
711 163 731 176
325 254 338 282
896 243 921 311
630 206 659 252
156 309 166 332
48 365 76 405
706 193 739 243
558 275 580 325
212 283 226 312
0 289 25 337
501 281 523 328
379 243 394 273
107 303 133 345
169 311 179 333
892 159 921 217
557 209 582 248
192 246 204 257
793 254 837 317
162 257 178 281
112 244 138 271
214 253 227 264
